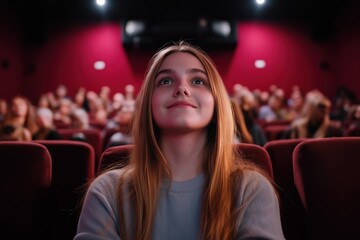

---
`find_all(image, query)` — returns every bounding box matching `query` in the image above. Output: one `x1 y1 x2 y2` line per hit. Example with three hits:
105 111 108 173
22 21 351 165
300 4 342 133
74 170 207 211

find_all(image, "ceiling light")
94 61 106 70
256 0 266 5
255 60 266 68
96 0 106 6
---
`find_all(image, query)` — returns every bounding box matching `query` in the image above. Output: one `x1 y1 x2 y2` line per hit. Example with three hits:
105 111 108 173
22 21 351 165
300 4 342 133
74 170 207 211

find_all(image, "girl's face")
151 52 215 134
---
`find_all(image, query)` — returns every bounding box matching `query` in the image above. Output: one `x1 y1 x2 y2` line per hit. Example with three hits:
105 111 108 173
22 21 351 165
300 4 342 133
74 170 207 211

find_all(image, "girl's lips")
167 101 196 108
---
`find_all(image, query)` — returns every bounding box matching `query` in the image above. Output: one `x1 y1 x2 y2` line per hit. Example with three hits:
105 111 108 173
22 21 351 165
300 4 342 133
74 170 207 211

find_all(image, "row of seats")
1 137 359 239
264 137 360 239
57 128 128 173
0 140 95 240
257 119 360 141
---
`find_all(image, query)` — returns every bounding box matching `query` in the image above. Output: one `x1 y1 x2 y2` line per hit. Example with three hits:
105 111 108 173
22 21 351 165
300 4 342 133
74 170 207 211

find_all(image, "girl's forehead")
159 52 205 70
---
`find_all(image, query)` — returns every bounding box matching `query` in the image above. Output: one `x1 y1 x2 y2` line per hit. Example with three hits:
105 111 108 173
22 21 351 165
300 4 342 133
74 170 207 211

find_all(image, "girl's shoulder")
241 170 272 188
89 169 128 194
234 169 276 201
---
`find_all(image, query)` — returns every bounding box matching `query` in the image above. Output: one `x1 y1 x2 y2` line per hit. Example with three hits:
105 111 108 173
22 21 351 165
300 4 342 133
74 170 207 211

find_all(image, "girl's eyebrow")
156 68 207 77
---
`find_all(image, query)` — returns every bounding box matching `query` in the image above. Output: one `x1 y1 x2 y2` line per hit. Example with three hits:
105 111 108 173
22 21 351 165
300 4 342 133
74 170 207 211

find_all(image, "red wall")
0 5 23 101
23 22 150 102
336 1 360 100
1 2 359 103
219 22 337 98
22 20 340 103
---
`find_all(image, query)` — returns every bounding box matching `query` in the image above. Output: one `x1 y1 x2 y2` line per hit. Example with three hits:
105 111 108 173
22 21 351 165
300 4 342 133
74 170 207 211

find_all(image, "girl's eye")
159 78 173 85
192 78 204 85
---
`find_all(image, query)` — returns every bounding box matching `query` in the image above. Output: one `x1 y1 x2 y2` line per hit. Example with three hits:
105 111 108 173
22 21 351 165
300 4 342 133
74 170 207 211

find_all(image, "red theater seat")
293 137 360 239
0 142 52 239
264 124 290 141
35 140 95 240
99 144 132 174
235 143 274 178
264 139 307 240
57 128 102 173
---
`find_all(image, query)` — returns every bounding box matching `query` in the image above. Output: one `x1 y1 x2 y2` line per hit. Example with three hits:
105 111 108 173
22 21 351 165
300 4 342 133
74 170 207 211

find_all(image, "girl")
75 42 284 240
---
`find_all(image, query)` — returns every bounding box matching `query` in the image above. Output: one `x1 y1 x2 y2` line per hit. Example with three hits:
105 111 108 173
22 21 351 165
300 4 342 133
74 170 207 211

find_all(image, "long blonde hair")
117 41 256 240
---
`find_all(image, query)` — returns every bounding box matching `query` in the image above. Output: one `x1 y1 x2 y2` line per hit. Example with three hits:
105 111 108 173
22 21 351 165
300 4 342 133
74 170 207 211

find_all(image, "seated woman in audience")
105 104 134 148
231 99 253 144
53 98 73 127
283 90 343 139
108 92 125 118
344 104 360 136
67 108 92 142
74 87 90 112
0 95 37 141
283 88 304 121
258 90 285 122
32 107 62 140
240 89 268 146
70 108 90 130
75 41 284 240
0 99 7 123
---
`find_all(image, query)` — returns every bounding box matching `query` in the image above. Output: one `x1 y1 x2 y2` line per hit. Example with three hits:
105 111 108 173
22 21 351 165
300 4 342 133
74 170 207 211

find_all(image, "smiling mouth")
167 101 196 108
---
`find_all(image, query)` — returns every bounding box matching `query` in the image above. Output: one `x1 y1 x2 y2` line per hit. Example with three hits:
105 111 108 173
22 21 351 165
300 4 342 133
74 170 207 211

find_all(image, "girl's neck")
160 130 207 182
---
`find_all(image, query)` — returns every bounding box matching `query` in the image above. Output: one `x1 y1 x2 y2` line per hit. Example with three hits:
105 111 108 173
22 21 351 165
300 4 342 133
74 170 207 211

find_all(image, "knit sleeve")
74 170 122 240
235 171 285 240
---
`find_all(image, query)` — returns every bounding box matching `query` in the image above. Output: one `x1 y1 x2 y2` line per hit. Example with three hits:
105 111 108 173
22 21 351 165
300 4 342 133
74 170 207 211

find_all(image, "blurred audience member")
283 90 343 139
33 107 62 140
0 99 7 123
258 90 285 122
240 90 267 146
74 87 90 112
347 104 360 129
108 92 125 119
89 98 108 124
284 88 304 121
99 86 112 113
68 108 92 142
231 99 253 144
53 98 73 126
0 96 37 141
70 108 90 130
37 93 51 109
122 84 136 113
106 105 133 132
330 85 356 123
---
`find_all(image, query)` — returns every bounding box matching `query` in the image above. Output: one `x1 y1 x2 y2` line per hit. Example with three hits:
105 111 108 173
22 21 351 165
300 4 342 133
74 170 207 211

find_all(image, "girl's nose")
174 85 191 97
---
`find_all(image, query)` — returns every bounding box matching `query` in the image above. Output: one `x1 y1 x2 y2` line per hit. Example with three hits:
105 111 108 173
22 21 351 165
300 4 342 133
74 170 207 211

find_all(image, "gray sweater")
74 169 285 240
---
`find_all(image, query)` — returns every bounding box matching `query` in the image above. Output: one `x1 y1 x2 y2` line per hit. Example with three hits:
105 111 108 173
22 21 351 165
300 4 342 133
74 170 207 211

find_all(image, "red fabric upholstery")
99 144 132 174
262 119 292 128
89 119 106 130
293 137 360 239
235 143 273 178
264 125 290 141
264 139 307 240
35 140 95 240
0 141 52 239
57 128 102 173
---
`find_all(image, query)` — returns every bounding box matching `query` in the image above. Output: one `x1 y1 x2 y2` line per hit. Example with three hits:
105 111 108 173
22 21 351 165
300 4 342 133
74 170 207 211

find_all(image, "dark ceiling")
2 0 356 47
3 0 351 22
